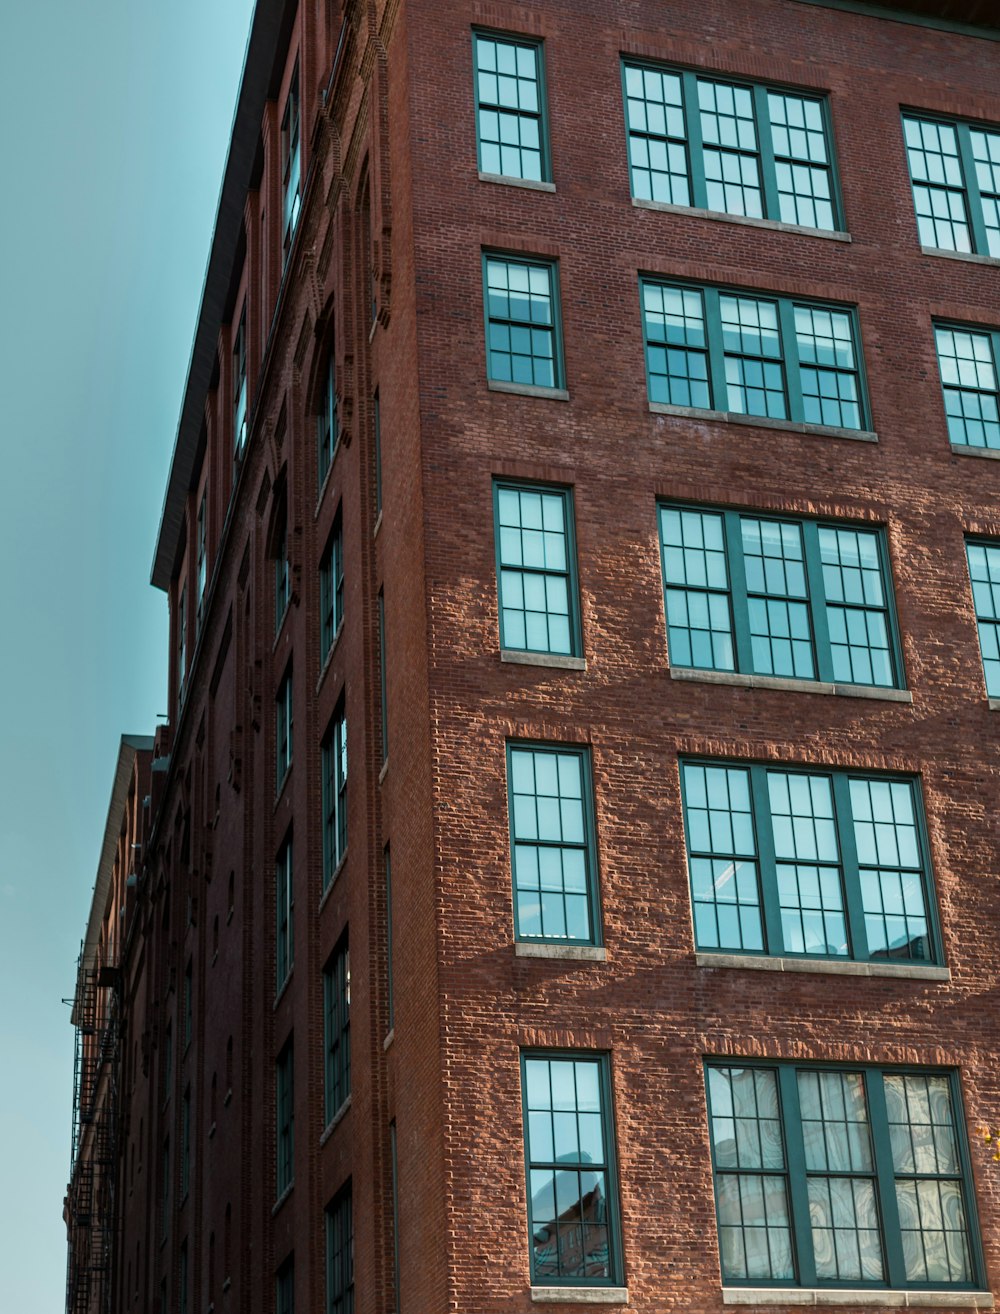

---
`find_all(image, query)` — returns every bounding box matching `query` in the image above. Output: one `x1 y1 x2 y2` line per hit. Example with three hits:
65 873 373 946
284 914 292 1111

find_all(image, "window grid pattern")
275 523 289 633
970 129 1000 257
721 295 787 419
177 585 187 704
904 117 971 251
475 35 545 181
233 310 247 459
276 841 294 987
768 92 835 229
277 673 293 784
967 540 1000 696
276 1041 294 1196
523 1055 618 1284
196 493 207 631
320 515 345 659
322 708 348 886
318 355 338 486
509 746 596 943
681 762 936 964
485 256 559 388
324 937 350 1124
934 325 1000 450
698 80 764 218
794 307 862 429
326 1184 353 1314
623 64 690 204
659 507 900 688
642 283 710 408
496 484 577 655
282 64 301 259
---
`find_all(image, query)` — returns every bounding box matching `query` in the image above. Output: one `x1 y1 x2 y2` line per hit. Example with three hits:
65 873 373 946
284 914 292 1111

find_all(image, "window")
378 590 388 763
623 63 841 230
521 1053 622 1286
320 512 344 660
318 353 338 487
181 1088 191 1198
967 539 1000 697
196 491 207 634
277 1257 295 1314
494 482 580 656
680 760 940 963
276 1038 294 1196
177 584 187 703
904 113 1000 257
934 323 1000 450
326 1182 354 1314
322 703 348 885
183 961 192 1047
384 845 394 1031
390 1123 400 1314
507 744 600 945
373 390 383 520
162 1021 173 1103
282 62 301 261
160 1137 170 1241
323 934 350 1124
275 517 289 632
705 1062 983 1291
276 839 294 988
484 254 563 389
276 670 293 784
474 32 548 182
233 308 247 462
659 506 903 688
641 280 868 430
179 1240 188 1314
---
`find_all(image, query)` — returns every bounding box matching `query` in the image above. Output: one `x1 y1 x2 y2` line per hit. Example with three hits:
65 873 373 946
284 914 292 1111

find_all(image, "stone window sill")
649 402 877 444
489 380 570 402
271 1182 293 1217
274 970 293 1009
317 622 344 694
378 758 389 784
921 245 1000 269
531 1288 629 1305
696 952 950 982
632 197 851 242
479 171 556 193
669 666 912 703
516 942 607 962
319 852 347 913
383 1028 395 1051
501 650 586 671
722 1289 992 1307
950 443 1000 462
989 699 1000 712
320 1095 351 1146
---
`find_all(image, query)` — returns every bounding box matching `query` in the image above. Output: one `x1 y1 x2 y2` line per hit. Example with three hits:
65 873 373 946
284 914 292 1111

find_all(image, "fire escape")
66 951 121 1314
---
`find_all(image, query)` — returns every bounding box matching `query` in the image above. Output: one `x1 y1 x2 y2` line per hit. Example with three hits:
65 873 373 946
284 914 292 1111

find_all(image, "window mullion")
878 531 905 691
863 1071 906 1288
749 766 783 955
802 522 835 683
777 1066 817 1288
957 125 990 256
753 85 781 221
724 511 754 673
830 774 871 962
703 287 728 414
683 72 707 209
777 300 805 424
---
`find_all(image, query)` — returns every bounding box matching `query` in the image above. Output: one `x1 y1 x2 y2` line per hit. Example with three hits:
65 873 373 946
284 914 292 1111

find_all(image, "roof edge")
790 0 1000 37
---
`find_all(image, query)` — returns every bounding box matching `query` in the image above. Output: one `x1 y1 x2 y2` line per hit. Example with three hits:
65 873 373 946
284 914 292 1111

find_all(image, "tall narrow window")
276 840 294 988
494 482 580 656
967 539 1000 696
384 845 394 1031
183 960 192 1047
275 515 289 633
177 584 187 704
162 1021 173 1104
390 1122 400 1314
322 702 348 886
507 744 601 945
934 323 1000 451
179 1241 188 1314
378 590 388 763
181 1088 191 1198
196 492 207 634
276 670 293 785
474 33 548 183
323 933 350 1124
904 113 1000 257
281 62 301 262
373 389 383 520
326 1182 354 1314
320 511 345 661
318 352 338 488
484 254 563 390
276 1038 294 1196
276 1256 295 1314
521 1053 622 1286
233 308 247 463
160 1137 170 1241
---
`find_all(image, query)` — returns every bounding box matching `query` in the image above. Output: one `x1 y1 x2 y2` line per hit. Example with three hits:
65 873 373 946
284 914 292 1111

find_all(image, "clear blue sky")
0 2 254 1305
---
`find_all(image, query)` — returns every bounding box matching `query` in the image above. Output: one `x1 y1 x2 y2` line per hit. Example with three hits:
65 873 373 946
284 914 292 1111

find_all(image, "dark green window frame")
322 701 348 887
933 321 1000 451
493 481 581 656
641 279 870 431
903 112 1000 258
473 31 550 183
276 838 294 988
320 510 344 661
680 759 942 965
966 538 1000 697
276 669 293 785
281 60 301 263
181 1087 191 1198
318 352 338 488
384 844 394 1031
378 589 388 763
520 1051 624 1288
659 504 904 689
373 388 383 519
622 62 844 231
233 306 247 465
483 252 565 390
507 742 602 945
325 1181 353 1314
323 933 350 1124
275 518 289 634
276 1037 294 1196
276 1256 295 1314
705 1061 985 1292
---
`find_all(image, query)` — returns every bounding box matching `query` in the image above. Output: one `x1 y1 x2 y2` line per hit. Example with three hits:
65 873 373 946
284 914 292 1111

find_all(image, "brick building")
66 0 1000 1310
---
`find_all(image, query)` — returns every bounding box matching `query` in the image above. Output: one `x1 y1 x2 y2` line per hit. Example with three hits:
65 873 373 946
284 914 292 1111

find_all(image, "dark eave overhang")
792 0 1000 35
151 0 296 591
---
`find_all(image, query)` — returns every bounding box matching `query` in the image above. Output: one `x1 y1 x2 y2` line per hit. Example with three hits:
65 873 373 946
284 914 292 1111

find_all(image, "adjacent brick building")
66 0 1000 1311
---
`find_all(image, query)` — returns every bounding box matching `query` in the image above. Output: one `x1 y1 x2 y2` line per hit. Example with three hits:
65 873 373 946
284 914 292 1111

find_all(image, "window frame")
903 110 1000 258
704 1060 986 1293
281 59 302 263
519 1050 625 1289
658 503 905 689
932 319 1000 452
493 480 582 657
196 491 207 634
621 61 845 232
472 29 551 184
276 1256 295 1314
276 1037 295 1197
233 307 248 464
325 1180 354 1314
641 278 871 431
506 741 603 947
679 758 943 966
276 838 294 989
322 701 348 887
323 933 351 1125
276 669 293 786
482 251 566 392
965 536 1000 698
318 352 339 489
320 511 345 662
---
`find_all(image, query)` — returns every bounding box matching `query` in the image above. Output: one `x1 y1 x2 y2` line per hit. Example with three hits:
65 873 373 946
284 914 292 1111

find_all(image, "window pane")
698 80 763 217
767 772 847 956
642 283 711 408
496 485 576 654
486 257 558 387
967 540 1000 695
904 117 972 252
721 297 787 419
850 778 929 960
935 326 1000 450
768 92 835 230
819 527 894 686
682 764 762 951
624 63 690 204
741 518 814 678
795 306 862 429
660 507 734 670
